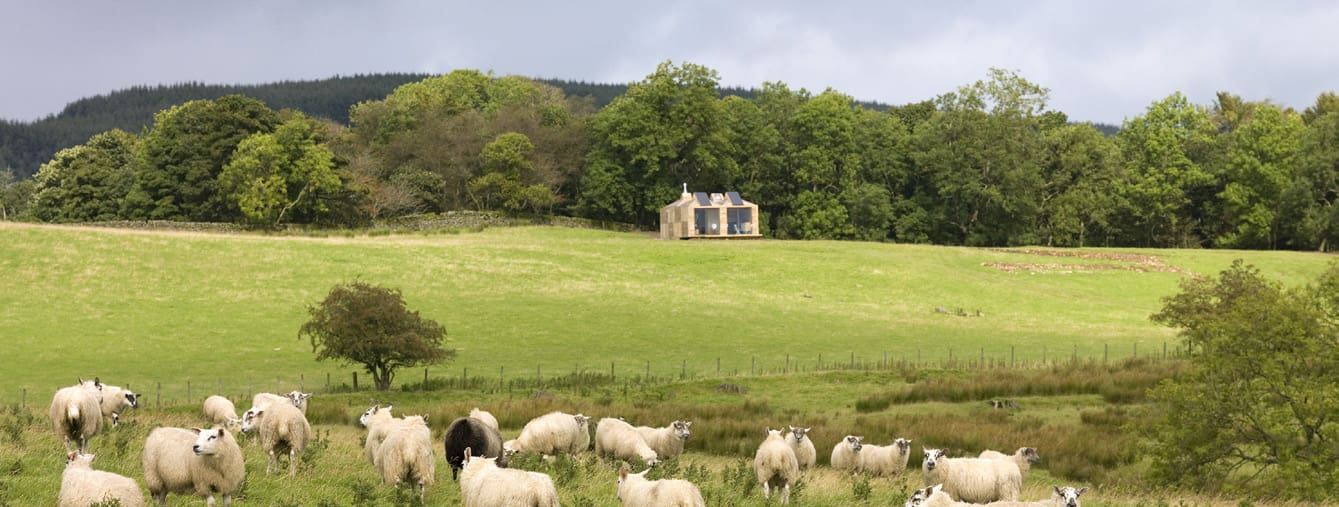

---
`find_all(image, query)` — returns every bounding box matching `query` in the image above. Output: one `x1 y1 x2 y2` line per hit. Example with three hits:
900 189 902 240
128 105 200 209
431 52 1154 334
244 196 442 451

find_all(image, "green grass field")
0 222 1331 401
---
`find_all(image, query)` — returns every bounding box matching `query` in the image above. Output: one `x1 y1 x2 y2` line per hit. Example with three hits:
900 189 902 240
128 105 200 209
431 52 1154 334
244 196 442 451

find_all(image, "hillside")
0 222 1327 401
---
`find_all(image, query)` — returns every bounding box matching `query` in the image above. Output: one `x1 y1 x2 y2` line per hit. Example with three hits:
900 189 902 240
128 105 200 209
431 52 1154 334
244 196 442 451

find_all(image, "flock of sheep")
48 377 1089 506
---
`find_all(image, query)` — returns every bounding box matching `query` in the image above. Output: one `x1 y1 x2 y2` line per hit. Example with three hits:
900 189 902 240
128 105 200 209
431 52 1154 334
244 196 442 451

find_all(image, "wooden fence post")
352 372 358 390
156 383 161 410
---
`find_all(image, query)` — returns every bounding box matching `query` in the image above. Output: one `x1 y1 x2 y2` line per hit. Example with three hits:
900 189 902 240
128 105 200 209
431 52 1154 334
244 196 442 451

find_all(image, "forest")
2 61 1336 250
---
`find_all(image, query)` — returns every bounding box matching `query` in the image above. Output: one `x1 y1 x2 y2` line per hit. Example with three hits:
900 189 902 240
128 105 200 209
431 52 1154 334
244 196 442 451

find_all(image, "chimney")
681 183 690 198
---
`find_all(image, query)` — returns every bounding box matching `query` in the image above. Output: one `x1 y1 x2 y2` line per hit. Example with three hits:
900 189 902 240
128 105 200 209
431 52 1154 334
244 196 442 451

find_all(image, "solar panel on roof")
695 192 711 206
726 191 743 205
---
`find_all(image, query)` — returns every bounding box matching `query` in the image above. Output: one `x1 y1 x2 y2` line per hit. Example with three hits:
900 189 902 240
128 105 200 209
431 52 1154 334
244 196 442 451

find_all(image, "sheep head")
922 448 946 472
1053 486 1087 507
192 428 228 456
673 420 692 440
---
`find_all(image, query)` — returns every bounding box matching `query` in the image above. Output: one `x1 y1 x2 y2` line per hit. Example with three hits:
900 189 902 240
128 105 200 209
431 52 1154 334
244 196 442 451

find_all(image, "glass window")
727 208 752 234
695 208 721 235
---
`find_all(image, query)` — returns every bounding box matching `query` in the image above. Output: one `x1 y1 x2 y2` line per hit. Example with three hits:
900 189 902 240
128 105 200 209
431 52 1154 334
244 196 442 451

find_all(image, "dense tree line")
5 62 1337 250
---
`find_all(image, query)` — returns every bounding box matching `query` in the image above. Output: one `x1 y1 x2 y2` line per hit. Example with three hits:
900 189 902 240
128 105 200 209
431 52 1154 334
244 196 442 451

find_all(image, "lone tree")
1144 260 1339 500
299 281 453 391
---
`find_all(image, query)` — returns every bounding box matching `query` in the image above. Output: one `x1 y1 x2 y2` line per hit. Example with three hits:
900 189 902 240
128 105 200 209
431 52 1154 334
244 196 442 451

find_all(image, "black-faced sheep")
444 416 506 480
59 452 145 507
753 428 799 504
830 435 863 473
241 401 311 476
50 378 104 453
375 415 435 501
459 447 559 507
97 385 139 428
617 467 706 507
922 447 1021 503
979 446 1040 480
785 426 816 471
634 420 692 460
860 437 912 476
142 427 244 507
595 417 659 466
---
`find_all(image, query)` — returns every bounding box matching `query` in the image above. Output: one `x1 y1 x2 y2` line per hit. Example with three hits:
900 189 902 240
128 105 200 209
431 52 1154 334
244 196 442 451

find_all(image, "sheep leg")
289 448 297 476
781 484 791 504
112 413 120 427
153 492 168 506
266 450 276 475
206 493 216 506
762 482 770 499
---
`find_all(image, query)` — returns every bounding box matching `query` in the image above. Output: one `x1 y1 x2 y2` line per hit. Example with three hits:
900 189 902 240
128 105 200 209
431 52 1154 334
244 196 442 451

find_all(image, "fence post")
716 357 720 374
1010 345 1015 367
610 361 615 380
785 354 790 374
499 366 504 388
850 351 854 369
818 354 823 369
751 356 755 376
301 374 305 391
1043 346 1047 364
187 381 191 403
1133 343 1138 358
156 382 161 410
326 373 330 390
463 368 468 387
1104 343 1108 364
423 368 429 391
352 372 358 390
1163 341 1167 359
21 388 25 408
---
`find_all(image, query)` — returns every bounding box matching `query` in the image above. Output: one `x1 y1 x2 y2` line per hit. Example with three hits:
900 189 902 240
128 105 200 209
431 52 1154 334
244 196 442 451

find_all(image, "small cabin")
659 188 761 239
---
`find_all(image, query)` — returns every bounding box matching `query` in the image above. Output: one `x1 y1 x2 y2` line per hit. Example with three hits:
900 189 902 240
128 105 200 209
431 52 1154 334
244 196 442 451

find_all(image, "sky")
2 1 1336 124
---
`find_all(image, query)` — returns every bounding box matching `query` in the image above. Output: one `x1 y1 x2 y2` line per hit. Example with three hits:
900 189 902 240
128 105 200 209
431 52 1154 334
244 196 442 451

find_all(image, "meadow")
0 222 1332 506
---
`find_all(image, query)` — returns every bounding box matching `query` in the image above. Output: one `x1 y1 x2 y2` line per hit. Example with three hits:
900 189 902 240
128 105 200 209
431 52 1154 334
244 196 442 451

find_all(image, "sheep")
251 392 289 409
360 404 406 465
97 385 140 428
507 411 591 456
979 447 1040 480
241 400 312 476
634 420 692 460
202 395 242 430
922 447 1021 503
617 467 705 507
50 378 105 453
374 415 435 500
59 452 145 507
904 484 1088 507
785 426 816 472
459 447 560 507
595 417 659 466
469 407 499 432
830 435 863 472
285 391 311 414
142 426 244 507
443 416 506 481
860 437 913 476
753 428 799 504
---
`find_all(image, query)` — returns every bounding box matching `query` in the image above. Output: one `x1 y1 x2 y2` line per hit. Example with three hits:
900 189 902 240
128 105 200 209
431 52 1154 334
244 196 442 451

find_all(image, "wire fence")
6 341 1186 410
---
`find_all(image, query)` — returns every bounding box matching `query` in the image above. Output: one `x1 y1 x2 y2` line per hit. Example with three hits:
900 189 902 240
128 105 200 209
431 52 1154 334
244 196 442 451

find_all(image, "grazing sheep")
508 411 591 456
860 438 912 476
50 378 104 453
444 416 506 480
595 417 659 466
617 467 705 507
142 427 244 507
59 452 145 507
785 426 816 472
634 420 692 460
285 391 311 414
979 447 1040 480
97 385 140 428
905 484 1088 507
469 407 499 432
241 401 312 476
375 415 435 500
360 404 406 465
753 428 799 504
202 396 242 430
987 399 1021 410
459 447 560 507
922 447 1021 503
251 392 289 409
830 435 863 472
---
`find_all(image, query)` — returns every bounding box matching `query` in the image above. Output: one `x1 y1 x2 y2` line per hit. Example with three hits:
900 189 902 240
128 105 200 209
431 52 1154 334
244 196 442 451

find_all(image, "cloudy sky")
2 1 1335 124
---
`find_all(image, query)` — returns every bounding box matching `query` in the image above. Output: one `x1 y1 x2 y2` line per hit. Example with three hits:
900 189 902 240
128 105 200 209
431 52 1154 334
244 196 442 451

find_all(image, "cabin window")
695 208 721 235
727 208 752 234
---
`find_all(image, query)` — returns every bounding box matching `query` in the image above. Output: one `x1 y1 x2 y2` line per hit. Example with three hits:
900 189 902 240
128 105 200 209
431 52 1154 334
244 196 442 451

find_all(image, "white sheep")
142 426 245 506
617 467 705 507
97 385 140 428
922 447 1021 503
360 404 406 465
830 435 863 473
374 415 435 500
860 438 913 476
753 428 799 504
459 447 560 507
252 392 289 409
595 417 659 466
285 391 311 414
59 452 145 507
508 411 591 456
202 395 242 430
634 420 692 460
469 407 499 432
785 426 816 472
242 401 312 476
905 484 1088 507
979 447 1040 480
50 378 104 453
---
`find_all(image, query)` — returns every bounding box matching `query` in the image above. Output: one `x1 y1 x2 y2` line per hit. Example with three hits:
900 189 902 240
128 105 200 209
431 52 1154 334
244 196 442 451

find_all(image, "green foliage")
30 129 139 222
218 114 341 226
299 281 454 390
1143 261 1339 499
1116 93 1216 247
1214 105 1304 249
0 169 35 221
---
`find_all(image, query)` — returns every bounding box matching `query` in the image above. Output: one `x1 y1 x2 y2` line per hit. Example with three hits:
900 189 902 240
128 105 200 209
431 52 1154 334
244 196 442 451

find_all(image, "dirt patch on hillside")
983 248 1194 275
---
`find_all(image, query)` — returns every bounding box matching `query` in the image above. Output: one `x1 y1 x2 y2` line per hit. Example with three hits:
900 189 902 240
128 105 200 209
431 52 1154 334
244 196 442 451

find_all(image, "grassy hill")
0 222 1330 402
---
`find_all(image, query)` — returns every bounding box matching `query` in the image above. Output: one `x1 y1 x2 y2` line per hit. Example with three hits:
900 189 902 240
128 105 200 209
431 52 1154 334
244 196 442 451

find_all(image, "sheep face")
788 426 808 442
922 448 946 472
240 409 262 433
574 414 590 428
1053 486 1087 507
286 391 311 405
358 404 391 427
65 452 95 468
673 420 692 440
904 484 942 507
192 428 227 456
122 392 140 409
844 435 863 452
1022 447 1041 464
895 438 912 454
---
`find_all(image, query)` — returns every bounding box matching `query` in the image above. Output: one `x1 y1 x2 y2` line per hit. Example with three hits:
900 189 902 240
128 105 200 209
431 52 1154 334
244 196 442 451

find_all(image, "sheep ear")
618 467 628 479
189 428 204 435
1076 487 1088 497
